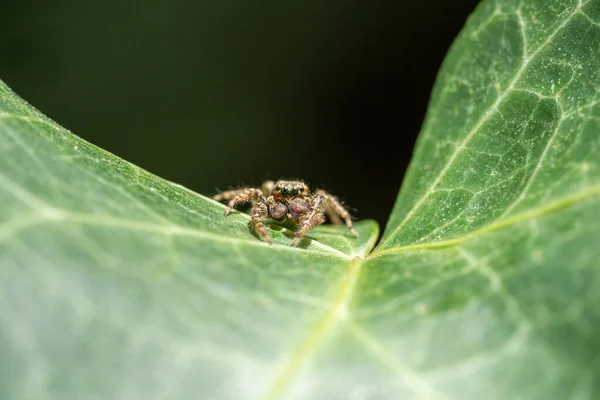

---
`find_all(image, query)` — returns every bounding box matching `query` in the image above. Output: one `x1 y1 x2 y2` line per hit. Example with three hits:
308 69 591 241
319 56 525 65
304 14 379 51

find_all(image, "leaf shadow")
245 220 313 248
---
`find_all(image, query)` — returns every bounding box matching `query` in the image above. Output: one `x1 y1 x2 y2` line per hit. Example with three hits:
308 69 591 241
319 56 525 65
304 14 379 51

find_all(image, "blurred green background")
2 0 478 227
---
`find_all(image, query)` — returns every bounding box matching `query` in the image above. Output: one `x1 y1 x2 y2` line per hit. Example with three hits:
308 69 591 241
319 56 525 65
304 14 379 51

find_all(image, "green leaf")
0 80 380 399
370 0 600 398
1 0 599 399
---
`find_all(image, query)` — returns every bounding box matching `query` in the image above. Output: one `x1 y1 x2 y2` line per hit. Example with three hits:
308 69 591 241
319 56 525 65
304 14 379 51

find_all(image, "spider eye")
290 188 298 195
281 188 289 195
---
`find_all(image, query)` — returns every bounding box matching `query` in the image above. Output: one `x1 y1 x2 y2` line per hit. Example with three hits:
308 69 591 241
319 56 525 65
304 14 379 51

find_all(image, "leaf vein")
380 0 587 249
372 183 600 258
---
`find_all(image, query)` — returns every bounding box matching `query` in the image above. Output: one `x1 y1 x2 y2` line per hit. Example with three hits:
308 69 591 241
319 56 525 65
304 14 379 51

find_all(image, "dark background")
2 0 479 228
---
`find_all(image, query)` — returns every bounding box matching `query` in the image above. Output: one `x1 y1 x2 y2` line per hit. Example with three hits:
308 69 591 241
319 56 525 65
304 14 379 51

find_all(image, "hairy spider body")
214 180 357 246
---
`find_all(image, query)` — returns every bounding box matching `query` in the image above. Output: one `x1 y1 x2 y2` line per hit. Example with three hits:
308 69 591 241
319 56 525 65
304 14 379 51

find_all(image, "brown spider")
214 180 357 246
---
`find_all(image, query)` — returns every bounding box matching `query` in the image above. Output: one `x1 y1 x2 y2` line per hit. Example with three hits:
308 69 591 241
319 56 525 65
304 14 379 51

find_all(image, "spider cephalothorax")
214 180 357 246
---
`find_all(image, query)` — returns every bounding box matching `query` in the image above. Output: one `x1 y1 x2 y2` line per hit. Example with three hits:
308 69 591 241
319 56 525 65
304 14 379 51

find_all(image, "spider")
214 180 357 246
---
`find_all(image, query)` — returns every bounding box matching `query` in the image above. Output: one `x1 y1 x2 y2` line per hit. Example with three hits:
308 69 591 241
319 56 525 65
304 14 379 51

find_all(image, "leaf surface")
1 0 600 399
0 80 381 399
369 0 600 398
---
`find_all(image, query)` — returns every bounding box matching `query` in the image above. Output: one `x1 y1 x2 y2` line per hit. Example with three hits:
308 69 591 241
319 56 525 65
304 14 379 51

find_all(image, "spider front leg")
250 194 272 244
316 190 357 237
214 181 275 208
290 195 326 247
215 187 273 244
217 188 263 216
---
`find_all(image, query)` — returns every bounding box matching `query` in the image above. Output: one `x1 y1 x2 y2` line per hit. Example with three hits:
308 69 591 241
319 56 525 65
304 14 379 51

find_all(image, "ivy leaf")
1 0 600 399
370 0 600 398
0 81 380 399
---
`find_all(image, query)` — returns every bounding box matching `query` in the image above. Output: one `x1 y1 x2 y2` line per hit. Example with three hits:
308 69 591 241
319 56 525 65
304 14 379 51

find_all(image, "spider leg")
222 188 263 216
213 187 253 202
323 203 343 225
251 194 272 244
290 194 325 247
316 190 357 237
261 180 275 196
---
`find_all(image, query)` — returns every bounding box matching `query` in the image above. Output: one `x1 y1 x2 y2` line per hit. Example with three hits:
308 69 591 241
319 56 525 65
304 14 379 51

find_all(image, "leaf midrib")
262 257 364 400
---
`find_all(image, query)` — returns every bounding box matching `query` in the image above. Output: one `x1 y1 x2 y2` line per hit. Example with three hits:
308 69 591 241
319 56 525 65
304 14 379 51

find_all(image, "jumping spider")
214 180 357 246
